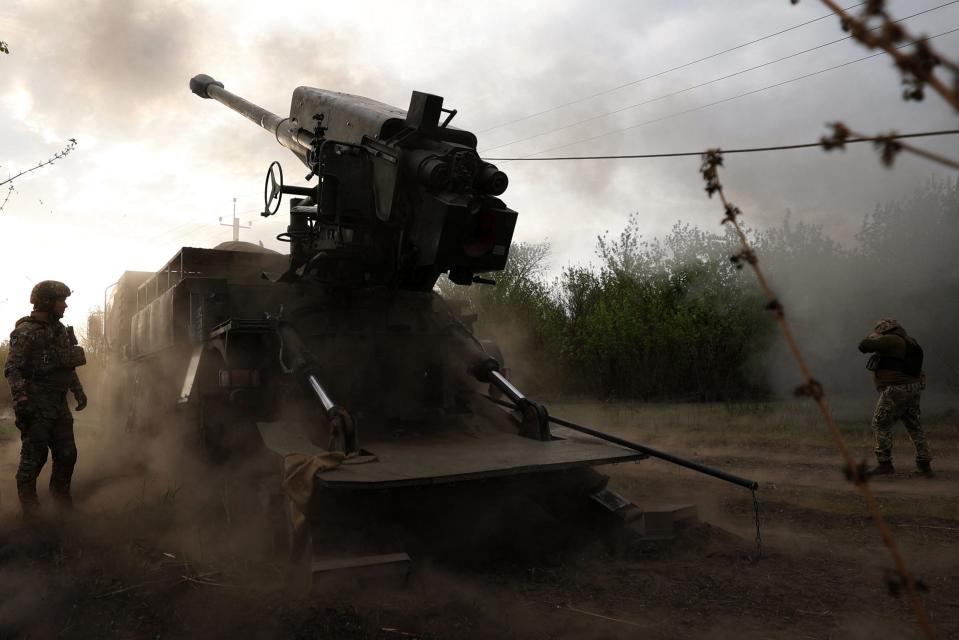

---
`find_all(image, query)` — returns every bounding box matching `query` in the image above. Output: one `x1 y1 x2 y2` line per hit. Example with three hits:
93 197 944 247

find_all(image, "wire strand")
819 0 959 112
480 1 957 154
509 27 959 158
482 128 959 162
477 2 867 134
700 151 937 640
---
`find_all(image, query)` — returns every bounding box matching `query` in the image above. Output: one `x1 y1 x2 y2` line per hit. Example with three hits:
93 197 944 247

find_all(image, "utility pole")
219 197 252 242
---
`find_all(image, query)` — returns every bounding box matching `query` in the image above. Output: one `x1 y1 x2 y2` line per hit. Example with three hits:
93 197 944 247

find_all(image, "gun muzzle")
190 74 224 99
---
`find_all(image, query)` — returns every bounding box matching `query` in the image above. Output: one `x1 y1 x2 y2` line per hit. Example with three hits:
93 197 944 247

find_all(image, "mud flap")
178 345 204 405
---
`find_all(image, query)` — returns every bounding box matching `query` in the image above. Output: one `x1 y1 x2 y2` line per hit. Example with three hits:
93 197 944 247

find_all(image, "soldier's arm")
68 369 83 395
68 368 87 410
3 327 37 400
858 334 901 354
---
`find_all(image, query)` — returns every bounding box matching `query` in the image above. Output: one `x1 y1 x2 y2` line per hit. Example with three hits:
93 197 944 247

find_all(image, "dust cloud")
0 393 288 636
759 180 959 410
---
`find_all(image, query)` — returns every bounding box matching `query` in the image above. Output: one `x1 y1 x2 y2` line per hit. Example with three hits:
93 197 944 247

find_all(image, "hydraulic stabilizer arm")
305 372 358 454
472 358 551 441
483 392 759 491
276 320 358 454
442 309 551 441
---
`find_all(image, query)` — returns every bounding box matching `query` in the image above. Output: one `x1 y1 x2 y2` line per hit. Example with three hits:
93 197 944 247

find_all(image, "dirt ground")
0 399 956 639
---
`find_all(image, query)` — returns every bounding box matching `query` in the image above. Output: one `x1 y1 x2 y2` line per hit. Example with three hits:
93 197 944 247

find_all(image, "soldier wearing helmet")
858 318 933 478
3 280 88 514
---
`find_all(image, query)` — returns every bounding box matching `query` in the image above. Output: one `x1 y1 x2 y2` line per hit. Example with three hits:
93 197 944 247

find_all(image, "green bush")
441 218 775 401
441 178 959 401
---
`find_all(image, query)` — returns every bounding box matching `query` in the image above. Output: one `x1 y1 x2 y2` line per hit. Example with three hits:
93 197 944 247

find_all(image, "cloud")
7 0 203 134
0 0 957 337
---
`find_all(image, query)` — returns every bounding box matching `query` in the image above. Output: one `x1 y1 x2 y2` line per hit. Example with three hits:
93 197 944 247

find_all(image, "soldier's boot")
51 490 74 511
868 461 896 477
17 439 48 515
913 460 935 478
50 477 75 511
17 481 41 519
50 442 77 511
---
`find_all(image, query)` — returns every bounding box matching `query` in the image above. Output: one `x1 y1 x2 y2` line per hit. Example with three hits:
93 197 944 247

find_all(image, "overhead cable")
502 27 959 158
477 1 866 134
481 1 958 154
482 128 959 162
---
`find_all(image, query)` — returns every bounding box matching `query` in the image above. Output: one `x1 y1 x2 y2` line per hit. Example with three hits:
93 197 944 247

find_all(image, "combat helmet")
30 280 72 311
874 318 903 334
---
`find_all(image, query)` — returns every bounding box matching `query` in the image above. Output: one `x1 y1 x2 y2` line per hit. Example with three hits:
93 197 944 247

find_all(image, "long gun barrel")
190 74 312 163
189 73 518 290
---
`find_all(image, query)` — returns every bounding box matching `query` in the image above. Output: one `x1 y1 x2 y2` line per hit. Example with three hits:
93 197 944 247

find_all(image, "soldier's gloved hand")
13 395 32 429
73 388 88 411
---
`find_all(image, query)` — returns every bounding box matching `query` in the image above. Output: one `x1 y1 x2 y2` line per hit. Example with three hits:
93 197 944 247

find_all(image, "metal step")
590 488 698 540
311 552 411 592
637 503 699 540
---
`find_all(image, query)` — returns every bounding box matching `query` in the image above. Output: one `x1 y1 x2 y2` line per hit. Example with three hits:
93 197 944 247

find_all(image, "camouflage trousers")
871 382 931 464
16 390 77 508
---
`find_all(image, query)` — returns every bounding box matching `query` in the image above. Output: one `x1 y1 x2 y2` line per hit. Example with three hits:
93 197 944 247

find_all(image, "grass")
546 398 958 449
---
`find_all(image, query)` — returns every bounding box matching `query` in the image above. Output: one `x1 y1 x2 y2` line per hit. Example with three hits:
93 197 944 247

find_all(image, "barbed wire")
805 0 959 110
0 185 15 212
0 139 77 213
699 149 936 640
800 1 959 176
821 122 959 170
0 139 77 188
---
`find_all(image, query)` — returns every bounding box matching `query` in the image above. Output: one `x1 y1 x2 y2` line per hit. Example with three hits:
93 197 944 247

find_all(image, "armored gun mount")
190 74 514 289
93 76 755 583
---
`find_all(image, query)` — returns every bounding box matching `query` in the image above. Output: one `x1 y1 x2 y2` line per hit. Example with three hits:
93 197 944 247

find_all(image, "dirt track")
0 401 957 639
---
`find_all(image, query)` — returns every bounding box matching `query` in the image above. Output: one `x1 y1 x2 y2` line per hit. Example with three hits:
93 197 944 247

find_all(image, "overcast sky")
0 0 957 335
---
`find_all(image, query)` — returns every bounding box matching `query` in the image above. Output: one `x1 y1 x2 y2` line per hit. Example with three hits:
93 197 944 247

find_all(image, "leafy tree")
0 340 9 409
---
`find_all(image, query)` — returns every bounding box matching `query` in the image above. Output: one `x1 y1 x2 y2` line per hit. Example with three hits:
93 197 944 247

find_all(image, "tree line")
1 179 956 409
442 178 959 401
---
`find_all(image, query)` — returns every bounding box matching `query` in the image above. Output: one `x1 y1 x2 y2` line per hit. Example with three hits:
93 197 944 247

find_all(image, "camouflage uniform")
4 287 86 509
858 319 931 469
870 382 929 464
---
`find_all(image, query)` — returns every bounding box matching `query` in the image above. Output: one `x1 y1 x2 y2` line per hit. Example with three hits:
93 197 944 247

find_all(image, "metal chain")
751 488 763 562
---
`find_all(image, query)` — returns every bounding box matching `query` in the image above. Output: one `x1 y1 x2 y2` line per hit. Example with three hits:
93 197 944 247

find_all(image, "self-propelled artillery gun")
102 74 756 577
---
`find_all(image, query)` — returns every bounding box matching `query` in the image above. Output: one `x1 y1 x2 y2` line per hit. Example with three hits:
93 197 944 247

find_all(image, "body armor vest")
868 337 923 377
14 317 86 387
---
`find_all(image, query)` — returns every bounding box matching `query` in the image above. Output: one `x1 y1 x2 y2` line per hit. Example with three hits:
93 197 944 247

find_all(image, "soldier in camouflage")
858 318 933 478
4 281 88 514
